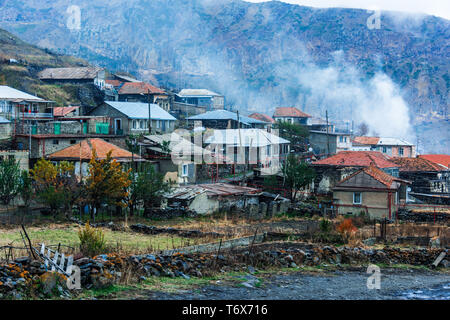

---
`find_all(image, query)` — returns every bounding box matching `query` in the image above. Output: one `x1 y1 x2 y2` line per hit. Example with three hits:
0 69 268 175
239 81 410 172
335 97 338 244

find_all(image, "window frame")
353 192 362 205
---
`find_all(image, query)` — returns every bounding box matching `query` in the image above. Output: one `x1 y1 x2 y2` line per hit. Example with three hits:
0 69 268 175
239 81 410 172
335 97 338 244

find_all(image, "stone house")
309 130 352 156
117 82 171 112
312 151 400 195
0 85 55 122
165 183 289 217
89 101 176 135
351 136 416 158
389 157 449 204
333 165 410 220
188 110 268 129
176 89 224 111
47 138 145 177
0 150 29 171
38 67 105 87
273 107 311 125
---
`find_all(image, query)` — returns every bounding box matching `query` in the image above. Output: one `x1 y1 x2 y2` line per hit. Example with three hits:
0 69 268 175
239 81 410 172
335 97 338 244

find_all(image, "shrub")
336 218 358 243
320 218 333 233
78 222 106 257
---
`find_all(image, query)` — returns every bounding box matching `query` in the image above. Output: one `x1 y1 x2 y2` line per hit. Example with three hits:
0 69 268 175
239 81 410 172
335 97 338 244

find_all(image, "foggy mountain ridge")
0 0 448 150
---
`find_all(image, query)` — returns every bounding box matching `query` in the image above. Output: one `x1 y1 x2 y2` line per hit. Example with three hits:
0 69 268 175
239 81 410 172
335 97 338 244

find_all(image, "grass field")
0 223 210 257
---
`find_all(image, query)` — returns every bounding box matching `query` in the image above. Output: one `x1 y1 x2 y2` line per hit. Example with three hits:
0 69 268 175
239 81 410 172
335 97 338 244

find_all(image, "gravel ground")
142 268 450 300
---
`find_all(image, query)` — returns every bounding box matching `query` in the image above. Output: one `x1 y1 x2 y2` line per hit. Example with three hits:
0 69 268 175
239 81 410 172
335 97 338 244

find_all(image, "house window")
157 120 160 129
140 120 145 129
182 164 189 177
70 140 76 144
132 120 137 129
339 136 343 143
399 147 404 156
53 139 59 145
353 192 362 205
266 145 271 156
382 146 387 153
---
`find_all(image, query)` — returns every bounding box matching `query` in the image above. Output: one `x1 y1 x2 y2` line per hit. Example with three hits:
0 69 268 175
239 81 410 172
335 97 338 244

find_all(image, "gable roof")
188 110 266 125
273 107 311 118
353 136 380 145
389 157 446 172
118 82 165 95
248 113 275 123
103 101 176 120
178 89 222 97
48 138 141 162
38 67 103 80
105 80 123 87
0 85 45 102
377 137 414 146
418 154 450 169
167 183 260 200
53 106 79 117
335 165 407 190
313 151 397 169
204 129 290 147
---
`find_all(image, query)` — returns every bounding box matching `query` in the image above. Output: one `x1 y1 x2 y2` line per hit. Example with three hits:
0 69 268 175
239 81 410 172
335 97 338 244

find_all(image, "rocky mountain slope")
0 0 448 146
0 27 103 106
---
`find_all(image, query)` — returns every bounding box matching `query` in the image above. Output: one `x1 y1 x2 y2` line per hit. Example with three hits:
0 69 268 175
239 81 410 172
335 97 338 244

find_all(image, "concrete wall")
333 190 397 219
0 150 29 170
0 123 11 140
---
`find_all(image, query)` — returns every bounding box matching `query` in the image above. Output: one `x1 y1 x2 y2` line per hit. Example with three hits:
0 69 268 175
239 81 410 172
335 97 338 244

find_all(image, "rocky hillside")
0 28 102 106
0 0 448 139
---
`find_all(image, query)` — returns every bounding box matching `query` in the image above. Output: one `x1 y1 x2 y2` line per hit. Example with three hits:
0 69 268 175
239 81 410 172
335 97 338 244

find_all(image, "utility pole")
148 89 152 134
326 110 330 156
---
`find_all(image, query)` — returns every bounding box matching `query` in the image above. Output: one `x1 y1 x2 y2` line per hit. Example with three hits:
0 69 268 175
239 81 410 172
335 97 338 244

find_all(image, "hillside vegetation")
0 28 97 106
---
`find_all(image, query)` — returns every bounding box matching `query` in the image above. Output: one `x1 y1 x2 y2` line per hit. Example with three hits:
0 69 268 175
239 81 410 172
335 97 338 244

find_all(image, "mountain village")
0 57 448 299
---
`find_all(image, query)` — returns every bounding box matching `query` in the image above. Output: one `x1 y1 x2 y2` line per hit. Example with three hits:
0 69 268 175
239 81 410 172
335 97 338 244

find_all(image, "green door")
83 122 88 134
54 122 61 135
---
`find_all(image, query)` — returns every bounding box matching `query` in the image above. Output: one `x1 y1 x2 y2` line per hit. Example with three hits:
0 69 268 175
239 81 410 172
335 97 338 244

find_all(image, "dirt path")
118 268 450 300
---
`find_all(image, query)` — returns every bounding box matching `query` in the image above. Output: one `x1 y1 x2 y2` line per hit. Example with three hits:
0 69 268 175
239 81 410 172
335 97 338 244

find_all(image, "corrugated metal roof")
0 85 44 101
205 129 290 147
38 67 103 80
377 137 413 146
167 183 260 200
104 101 176 120
144 133 213 156
178 89 222 97
188 110 266 125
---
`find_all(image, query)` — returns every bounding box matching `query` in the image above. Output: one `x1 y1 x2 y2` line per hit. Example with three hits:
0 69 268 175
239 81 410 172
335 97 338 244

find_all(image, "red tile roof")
352 136 380 145
248 113 275 123
390 157 445 172
105 79 123 87
118 82 165 95
48 138 141 161
53 106 79 117
312 151 397 168
418 154 450 169
273 107 311 118
337 164 407 189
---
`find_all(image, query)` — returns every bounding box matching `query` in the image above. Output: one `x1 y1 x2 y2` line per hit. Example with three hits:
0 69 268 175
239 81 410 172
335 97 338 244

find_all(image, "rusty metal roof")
167 183 261 200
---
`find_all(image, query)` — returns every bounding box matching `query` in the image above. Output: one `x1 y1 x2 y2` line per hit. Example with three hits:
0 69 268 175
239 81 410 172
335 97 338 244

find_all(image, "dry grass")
0 223 213 260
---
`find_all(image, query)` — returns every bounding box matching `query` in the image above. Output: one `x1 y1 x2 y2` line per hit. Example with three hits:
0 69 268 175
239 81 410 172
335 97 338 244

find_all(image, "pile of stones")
129 223 223 238
397 208 449 223
0 245 447 299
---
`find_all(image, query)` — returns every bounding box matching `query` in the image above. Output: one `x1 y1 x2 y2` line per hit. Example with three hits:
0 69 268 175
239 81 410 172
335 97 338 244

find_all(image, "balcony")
19 112 53 119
